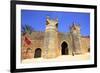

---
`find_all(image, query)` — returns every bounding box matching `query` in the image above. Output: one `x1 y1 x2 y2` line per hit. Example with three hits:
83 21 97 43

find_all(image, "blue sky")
21 10 90 36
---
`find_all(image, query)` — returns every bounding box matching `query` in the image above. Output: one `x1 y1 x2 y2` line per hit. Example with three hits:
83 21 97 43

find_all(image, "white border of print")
16 4 94 69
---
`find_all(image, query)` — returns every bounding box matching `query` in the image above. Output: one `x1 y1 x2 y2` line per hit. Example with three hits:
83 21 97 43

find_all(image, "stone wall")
21 32 90 60
81 36 90 53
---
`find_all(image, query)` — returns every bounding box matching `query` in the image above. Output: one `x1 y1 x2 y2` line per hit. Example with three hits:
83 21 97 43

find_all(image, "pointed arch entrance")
34 48 41 58
61 41 69 55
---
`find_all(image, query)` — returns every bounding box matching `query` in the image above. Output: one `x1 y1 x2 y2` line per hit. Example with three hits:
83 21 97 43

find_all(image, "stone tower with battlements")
43 17 59 58
70 23 82 54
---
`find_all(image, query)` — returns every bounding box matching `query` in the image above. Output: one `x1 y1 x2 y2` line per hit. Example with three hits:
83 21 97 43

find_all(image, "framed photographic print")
10 0 97 72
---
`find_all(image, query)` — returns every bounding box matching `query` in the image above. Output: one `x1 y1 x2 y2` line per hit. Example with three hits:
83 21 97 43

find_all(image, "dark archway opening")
88 48 90 52
34 48 41 58
61 41 69 55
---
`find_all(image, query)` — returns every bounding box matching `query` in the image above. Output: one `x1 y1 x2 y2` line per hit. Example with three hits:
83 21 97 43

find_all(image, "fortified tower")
70 23 81 54
43 17 59 58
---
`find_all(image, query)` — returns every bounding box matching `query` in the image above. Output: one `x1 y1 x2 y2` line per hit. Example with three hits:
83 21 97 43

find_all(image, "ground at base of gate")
22 53 90 63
